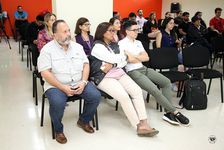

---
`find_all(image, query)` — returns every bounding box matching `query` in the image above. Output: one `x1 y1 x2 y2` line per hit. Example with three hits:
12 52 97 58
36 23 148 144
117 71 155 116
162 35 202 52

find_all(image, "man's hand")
70 82 86 95
62 85 76 96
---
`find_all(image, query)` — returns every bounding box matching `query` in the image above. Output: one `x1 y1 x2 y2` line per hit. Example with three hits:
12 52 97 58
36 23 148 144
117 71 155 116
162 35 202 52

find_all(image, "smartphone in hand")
71 86 78 90
70 83 78 90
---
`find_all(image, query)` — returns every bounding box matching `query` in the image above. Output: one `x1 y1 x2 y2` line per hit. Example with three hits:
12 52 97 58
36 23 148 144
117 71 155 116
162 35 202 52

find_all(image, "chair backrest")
182 45 210 67
211 37 224 53
137 33 150 51
19 22 30 41
149 47 179 69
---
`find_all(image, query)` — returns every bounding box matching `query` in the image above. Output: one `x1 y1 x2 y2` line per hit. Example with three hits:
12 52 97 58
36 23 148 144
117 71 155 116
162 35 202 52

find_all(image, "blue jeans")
45 82 101 133
178 51 183 64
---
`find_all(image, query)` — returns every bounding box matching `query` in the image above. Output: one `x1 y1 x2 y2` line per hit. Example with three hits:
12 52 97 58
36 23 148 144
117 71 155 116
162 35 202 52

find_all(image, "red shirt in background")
209 17 224 32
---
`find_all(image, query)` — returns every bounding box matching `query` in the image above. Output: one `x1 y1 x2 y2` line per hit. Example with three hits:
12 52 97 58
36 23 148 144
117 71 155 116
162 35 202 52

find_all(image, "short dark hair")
123 20 137 30
109 17 119 25
36 15 44 22
182 12 189 16
191 16 200 23
129 12 136 18
165 11 170 15
17 5 22 9
113 11 118 17
52 19 66 33
161 17 174 29
194 11 202 17
94 22 112 42
74 17 89 35
137 9 142 13
215 7 222 13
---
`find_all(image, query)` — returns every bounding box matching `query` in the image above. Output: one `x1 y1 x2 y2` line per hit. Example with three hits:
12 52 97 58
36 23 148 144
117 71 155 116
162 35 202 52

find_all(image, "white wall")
52 0 113 37
162 0 224 26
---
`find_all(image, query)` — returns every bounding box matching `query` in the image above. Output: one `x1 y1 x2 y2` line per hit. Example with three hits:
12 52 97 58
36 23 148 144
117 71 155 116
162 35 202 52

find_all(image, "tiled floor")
0 40 223 150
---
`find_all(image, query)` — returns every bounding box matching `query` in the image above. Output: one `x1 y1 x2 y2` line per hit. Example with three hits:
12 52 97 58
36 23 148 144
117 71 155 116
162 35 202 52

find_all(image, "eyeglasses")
128 28 140 32
107 29 116 33
114 22 121 25
83 23 91 26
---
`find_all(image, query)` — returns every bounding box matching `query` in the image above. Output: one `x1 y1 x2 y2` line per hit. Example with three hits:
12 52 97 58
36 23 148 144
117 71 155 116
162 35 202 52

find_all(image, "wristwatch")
82 80 88 85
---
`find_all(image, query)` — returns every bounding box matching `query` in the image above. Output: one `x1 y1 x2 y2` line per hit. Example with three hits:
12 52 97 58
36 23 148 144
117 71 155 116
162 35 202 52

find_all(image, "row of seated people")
36 16 190 144
121 9 223 57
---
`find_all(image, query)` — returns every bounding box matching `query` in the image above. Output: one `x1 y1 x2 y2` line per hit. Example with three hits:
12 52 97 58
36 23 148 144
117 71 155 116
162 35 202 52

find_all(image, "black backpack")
179 77 207 110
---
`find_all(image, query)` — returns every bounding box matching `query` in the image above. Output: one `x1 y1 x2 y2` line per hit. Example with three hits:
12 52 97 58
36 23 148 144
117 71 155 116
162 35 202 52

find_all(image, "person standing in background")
136 9 147 33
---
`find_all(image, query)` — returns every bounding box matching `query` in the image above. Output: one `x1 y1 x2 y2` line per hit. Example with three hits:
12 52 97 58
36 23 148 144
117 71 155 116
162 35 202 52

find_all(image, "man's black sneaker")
174 112 190 126
162 112 180 125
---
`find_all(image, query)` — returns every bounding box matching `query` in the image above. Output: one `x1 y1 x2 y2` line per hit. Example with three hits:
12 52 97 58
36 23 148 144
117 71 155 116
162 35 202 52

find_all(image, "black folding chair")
40 94 99 139
149 47 190 97
210 37 224 76
182 45 223 103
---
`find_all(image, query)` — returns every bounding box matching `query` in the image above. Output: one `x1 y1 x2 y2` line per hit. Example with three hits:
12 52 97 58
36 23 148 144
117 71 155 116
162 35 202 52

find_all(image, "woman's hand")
100 63 113 73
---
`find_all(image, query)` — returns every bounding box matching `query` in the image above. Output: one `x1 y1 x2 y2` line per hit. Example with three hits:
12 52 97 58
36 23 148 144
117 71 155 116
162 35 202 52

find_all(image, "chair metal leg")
32 72 35 98
29 51 32 71
207 79 212 95
177 81 183 97
40 94 45 127
115 101 119 111
51 121 55 139
79 99 82 116
159 105 163 112
18 40 21 54
222 55 224 77
146 93 150 103
35 86 38 106
95 110 99 130
33 72 38 106
220 77 223 103
27 48 29 68
177 81 182 97
92 117 95 128
21 46 24 61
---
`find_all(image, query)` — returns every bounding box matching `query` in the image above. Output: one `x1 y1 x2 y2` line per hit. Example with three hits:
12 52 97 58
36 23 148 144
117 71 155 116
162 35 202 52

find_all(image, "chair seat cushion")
67 95 82 102
161 71 189 83
186 69 222 79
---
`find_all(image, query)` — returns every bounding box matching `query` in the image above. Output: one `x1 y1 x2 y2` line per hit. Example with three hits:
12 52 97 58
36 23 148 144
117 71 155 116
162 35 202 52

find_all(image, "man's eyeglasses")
128 28 140 32
107 29 116 33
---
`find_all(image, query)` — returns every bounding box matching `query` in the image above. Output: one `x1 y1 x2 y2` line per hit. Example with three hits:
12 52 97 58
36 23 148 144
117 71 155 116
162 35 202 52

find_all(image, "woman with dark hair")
109 17 124 42
90 22 159 137
156 17 181 48
74 17 94 56
156 17 182 91
194 11 207 29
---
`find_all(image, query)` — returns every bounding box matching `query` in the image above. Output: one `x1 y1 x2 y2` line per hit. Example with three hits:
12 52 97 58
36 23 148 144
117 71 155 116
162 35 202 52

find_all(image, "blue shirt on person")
14 11 28 19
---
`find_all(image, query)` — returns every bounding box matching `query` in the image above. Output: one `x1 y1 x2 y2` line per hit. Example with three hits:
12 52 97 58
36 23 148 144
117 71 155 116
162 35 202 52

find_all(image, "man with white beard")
37 20 100 144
